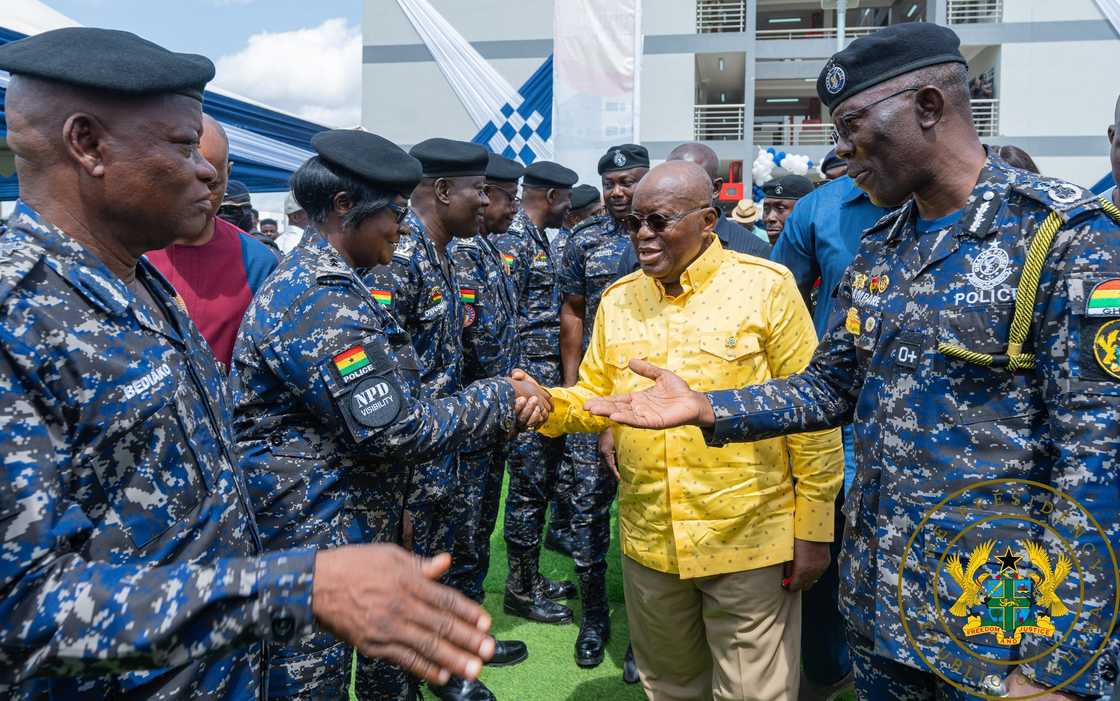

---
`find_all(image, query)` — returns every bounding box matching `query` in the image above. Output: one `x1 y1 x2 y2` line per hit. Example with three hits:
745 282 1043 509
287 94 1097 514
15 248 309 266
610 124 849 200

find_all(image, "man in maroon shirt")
147 113 278 371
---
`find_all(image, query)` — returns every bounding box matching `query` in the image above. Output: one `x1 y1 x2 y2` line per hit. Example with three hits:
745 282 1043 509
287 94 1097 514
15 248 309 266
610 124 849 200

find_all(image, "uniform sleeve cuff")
794 496 835 542
701 391 740 446
255 548 317 643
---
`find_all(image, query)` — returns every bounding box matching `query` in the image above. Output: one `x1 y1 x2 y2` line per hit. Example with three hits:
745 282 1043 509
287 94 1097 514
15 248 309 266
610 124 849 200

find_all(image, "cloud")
214 18 361 127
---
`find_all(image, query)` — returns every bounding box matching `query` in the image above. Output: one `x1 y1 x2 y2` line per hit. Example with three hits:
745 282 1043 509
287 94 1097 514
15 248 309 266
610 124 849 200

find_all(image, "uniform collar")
652 234 723 300
9 200 190 342
885 152 1011 245
299 226 355 277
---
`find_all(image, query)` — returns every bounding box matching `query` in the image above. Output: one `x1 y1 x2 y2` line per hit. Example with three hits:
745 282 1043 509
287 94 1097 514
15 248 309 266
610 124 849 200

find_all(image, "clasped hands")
507 368 553 430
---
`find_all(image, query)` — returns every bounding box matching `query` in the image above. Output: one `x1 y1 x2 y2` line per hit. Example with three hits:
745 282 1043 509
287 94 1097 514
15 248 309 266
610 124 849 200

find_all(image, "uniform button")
271 608 296 642
982 191 994 201
268 432 284 447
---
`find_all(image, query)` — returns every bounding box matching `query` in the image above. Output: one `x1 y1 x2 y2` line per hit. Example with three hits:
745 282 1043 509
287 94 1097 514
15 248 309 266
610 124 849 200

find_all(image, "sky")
44 0 364 126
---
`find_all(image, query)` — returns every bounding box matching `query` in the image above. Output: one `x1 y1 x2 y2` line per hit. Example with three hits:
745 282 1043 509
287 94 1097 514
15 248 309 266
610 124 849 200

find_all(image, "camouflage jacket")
448 234 522 382
231 228 516 551
491 210 561 358
0 202 315 699
558 215 631 351
702 157 1120 696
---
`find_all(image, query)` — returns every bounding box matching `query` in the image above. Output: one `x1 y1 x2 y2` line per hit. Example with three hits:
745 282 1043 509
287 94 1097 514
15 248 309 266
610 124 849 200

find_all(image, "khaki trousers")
622 556 801 701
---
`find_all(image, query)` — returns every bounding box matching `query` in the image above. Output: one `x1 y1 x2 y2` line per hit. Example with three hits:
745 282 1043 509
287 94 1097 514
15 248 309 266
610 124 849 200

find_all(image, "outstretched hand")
583 359 715 429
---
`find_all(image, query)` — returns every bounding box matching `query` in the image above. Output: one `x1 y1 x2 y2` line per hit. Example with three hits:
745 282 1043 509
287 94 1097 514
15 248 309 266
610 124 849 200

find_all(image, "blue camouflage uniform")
0 202 316 700
557 214 630 576
492 210 566 569
702 156 1120 698
361 211 467 563
232 227 515 699
446 232 523 602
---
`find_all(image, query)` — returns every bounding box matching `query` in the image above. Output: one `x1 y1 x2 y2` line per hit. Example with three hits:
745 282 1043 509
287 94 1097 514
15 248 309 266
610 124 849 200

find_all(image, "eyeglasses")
622 206 710 235
831 87 919 143
386 202 409 224
484 184 521 206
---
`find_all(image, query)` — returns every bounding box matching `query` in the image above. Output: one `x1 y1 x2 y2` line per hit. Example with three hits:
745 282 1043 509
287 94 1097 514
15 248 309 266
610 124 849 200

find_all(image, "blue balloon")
776 151 787 162
766 147 776 155
752 185 765 201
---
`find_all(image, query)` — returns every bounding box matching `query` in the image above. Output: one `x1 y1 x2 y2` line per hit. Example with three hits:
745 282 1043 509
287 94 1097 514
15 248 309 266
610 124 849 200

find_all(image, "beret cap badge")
825 63 846 95
613 150 627 167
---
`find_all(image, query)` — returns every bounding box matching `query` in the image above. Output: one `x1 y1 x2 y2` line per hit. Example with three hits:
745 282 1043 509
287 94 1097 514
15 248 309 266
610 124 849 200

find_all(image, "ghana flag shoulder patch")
333 345 373 383
1087 279 1120 317
460 287 477 304
371 289 392 306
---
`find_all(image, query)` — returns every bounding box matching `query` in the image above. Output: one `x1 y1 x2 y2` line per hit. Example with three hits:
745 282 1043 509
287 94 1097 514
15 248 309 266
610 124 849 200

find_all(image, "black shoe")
487 639 528 667
504 583 574 624
428 677 495 701
623 643 639 684
575 571 610 668
544 527 575 557
575 617 609 668
540 574 577 600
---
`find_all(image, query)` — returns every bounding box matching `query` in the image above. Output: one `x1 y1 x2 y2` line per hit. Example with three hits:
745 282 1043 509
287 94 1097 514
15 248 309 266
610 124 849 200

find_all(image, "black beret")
762 175 814 200
522 161 578 189
0 27 215 102
409 138 489 178
820 149 847 173
598 144 650 174
222 180 251 206
570 185 601 211
311 129 422 197
485 153 525 182
816 23 966 111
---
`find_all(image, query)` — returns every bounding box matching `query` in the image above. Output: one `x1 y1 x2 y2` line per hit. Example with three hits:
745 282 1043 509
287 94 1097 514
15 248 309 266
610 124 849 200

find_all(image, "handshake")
506 368 553 430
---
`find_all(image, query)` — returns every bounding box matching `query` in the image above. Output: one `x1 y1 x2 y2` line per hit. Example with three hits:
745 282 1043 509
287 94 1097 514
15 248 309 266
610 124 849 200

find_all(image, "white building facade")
362 0 1119 188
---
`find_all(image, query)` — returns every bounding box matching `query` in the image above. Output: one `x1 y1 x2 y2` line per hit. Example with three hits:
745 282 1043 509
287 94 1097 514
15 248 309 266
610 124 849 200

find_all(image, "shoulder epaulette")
1008 173 1099 221
0 238 46 308
571 214 612 236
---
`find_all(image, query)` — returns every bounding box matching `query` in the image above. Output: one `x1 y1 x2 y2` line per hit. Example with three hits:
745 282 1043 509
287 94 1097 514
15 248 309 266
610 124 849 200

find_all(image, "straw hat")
730 199 761 225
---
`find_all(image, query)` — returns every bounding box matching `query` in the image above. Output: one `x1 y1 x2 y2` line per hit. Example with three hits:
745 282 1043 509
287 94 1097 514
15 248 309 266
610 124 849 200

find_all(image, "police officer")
446 153 530 672
232 132 545 699
0 27 496 700
363 138 488 566
586 23 1120 701
492 161 580 624
545 182 605 558
361 139 523 701
761 174 814 246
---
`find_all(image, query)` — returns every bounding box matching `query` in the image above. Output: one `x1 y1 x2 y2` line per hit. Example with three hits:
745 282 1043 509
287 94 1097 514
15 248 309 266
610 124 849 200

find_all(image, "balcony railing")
753 121 835 147
971 98 999 137
948 0 1003 23
695 104 745 140
755 25 881 41
697 0 746 33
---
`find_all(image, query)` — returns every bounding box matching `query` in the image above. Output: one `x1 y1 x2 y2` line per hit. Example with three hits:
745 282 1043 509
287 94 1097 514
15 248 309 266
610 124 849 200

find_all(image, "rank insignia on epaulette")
429 287 444 304
846 307 861 335
371 289 392 306
1093 319 1120 379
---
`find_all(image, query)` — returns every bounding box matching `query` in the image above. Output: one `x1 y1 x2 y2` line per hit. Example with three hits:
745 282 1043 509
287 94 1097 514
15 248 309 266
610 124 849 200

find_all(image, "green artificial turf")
351 475 857 701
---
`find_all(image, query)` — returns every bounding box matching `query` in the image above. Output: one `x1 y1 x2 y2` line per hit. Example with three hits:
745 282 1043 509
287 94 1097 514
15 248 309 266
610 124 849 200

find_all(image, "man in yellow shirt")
526 161 843 701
